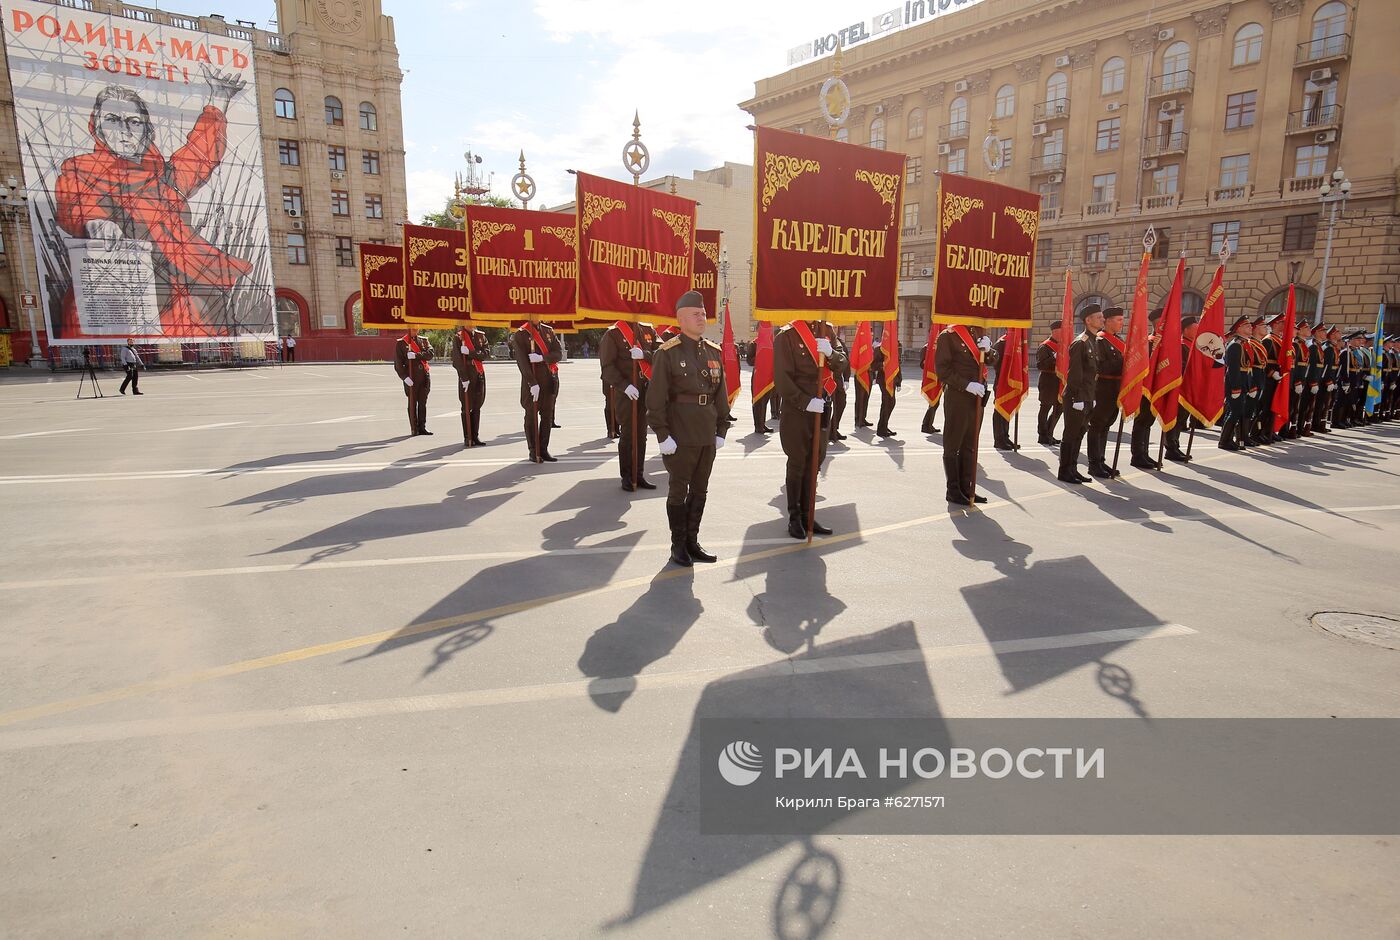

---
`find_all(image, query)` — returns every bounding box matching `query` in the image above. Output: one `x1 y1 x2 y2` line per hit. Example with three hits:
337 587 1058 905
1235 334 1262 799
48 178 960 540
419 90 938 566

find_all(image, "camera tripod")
76 349 104 400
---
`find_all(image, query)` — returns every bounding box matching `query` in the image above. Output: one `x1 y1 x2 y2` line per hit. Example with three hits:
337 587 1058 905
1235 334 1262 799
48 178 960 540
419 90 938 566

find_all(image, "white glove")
630 346 645 360
805 397 826 413
529 352 544 364
462 381 470 389
404 377 413 387
623 384 640 401
1328 383 1337 391
816 338 833 357
966 381 986 397
658 436 678 455
1230 391 1241 399
461 344 470 354
407 351 416 360
1247 390 1259 398
1072 401 1086 411
714 436 726 450
978 336 992 351
530 384 540 401
1271 372 1283 381
1294 384 1303 394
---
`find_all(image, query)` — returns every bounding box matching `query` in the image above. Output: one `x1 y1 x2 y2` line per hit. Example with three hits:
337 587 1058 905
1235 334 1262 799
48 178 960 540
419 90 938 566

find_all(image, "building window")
359 101 378 131
324 95 344 126
1219 154 1250 188
1037 181 1060 211
994 84 1016 119
869 116 886 149
1101 57 1125 95
1091 172 1116 203
1294 144 1329 177
1036 238 1053 268
1283 213 1318 251
274 88 296 120
999 138 1013 168
1095 118 1121 152
1046 71 1068 104
281 185 303 215
362 150 381 175
275 295 302 336
900 251 915 277
1233 23 1264 66
1180 291 1205 316
1151 228 1172 260
1311 2 1348 55
903 201 920 232
1076 294 1113 317
335 236 354 267
907 108 924 139
277 139 300 166
1152 164 1180 195
1085 233 1110 265
365 195 384 219
286 233 307 265
834 125 849 143
1210 220 1240 257
1262 285 1319 318
328 146 347 172
947 148 966 174
1224 90 1256 130
1162 41 1192 83
949 96 968 126
905 155 922 187
330 190 350 216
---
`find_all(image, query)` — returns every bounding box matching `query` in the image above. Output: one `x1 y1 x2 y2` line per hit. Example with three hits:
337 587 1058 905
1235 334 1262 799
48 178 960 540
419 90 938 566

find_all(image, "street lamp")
0 175 43 368
1315 167 1351 325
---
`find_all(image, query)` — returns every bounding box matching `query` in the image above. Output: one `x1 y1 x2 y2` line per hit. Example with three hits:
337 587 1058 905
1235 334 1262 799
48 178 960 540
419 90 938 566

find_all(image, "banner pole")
1013 410 1019 448
632 357 641 485
807 347 827 545
1156 424 1165 467
969 395 984 508
1111 413 1125 472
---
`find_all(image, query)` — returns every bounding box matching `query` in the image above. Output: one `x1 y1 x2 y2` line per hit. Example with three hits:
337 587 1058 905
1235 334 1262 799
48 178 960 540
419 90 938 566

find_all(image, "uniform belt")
673 393 712 406
1097 374 1122 381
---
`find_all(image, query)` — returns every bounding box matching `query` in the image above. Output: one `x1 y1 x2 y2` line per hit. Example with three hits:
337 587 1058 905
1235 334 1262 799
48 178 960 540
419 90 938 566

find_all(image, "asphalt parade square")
1 361 1397 937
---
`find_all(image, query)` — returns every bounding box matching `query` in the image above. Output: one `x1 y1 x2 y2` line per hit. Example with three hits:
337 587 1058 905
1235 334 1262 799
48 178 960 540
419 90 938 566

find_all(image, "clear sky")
215 0 980 218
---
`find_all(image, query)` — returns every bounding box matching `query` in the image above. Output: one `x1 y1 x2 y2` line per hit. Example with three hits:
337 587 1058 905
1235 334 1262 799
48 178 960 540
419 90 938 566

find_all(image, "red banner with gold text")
358 243 405 331
753 126 903 325
932 174 1040 328
402 223 471 326
463 205 577 324
694 229 722 317
575 171 696 327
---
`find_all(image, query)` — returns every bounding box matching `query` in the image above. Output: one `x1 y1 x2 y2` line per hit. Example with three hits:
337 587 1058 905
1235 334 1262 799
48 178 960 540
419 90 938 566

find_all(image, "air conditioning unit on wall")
1048 172 1064 184
1054 55 1071 68
1157 28 1175 42
1032 122 1048 136
330 170 346 180
1315 129 1337 144
938 143 952 155
1309 67 1336 83
1142 158 1159 170
291 219 305 231
954 80 969 93
919 265 934 277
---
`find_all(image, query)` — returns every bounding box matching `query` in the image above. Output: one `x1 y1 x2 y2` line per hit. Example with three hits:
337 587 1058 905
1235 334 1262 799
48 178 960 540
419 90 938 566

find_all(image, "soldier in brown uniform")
827 324 851 442
1035 326 1064 446
450 324 489 448
1058 305 1102 483
775 318 847 538
599 316 660 490
647 291 732 567
935 323 990 503
1087 306 1125 478
393 327 434 436
511 315 562 462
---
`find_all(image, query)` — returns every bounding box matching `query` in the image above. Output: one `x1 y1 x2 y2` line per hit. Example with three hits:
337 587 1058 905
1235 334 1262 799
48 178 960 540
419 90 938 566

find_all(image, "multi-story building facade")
742 0 1399 349
0 0 407 361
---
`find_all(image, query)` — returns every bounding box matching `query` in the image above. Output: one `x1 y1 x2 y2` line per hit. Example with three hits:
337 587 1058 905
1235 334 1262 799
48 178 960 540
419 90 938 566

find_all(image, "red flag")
1118 249 1152 417
1181 263 1227 427
994 328 1029 419
1271 285 1297 433
882 319 900 395
721 300 741 407
851 321 874 392
1055 269 1073 402
751 320 775 403
1149 257 1186 431
921 322 945 405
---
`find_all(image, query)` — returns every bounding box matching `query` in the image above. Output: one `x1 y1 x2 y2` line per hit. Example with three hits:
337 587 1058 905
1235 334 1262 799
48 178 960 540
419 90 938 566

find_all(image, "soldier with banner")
394 327 434 436
1036 326 1063 446
774 319 845 537
751 321 777 435
851 322 875 428
935 324 988 502
919 325 943 435
1287 317 1311 438
992 329 1027 451
1219 315 1253 450
1087 307 1125 477
450 324 489 447
599 318 660 490
513 316 561 462
1128 309 1164 470
1163 314 1199 461
1057 305 1101 484
647 290 731 567
875 325 901 438
827 324 851 442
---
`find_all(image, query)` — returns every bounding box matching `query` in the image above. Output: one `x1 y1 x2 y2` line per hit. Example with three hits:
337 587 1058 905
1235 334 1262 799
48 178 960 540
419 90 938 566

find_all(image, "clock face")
316 0 364 33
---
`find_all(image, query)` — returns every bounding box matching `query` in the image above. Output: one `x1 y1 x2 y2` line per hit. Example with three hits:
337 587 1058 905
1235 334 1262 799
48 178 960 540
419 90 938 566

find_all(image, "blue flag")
1365 304 1386 415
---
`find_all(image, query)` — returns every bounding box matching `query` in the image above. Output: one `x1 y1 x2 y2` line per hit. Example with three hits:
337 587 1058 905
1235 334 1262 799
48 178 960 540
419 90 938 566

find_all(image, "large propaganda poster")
3 0 274 344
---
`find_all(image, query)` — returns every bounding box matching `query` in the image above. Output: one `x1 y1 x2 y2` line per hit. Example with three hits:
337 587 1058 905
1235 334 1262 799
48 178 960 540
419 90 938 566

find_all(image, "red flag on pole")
1118 247 1153 417
882 319 900 395
1149 256 1186 430
1055 269 1073 403
751 320 775 404
851 321 874 392
1271 285 1297 433
994 328 1029 419
921 322 945 405
721 300 741 407
1180 262 1228 427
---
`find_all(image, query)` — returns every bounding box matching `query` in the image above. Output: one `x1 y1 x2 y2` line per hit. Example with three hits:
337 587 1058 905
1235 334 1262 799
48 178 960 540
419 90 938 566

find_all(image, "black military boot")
667 502 692 567
684 496 716 563
787 512 807 540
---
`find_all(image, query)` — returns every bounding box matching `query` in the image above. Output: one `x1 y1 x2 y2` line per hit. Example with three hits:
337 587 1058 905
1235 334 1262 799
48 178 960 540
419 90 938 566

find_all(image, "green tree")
419 193 513 229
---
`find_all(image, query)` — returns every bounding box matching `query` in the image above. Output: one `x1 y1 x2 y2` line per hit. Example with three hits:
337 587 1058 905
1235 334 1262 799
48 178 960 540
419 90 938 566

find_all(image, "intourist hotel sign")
786 0 987 66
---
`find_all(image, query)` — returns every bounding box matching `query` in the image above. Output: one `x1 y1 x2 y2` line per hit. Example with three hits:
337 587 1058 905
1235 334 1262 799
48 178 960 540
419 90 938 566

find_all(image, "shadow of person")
222 464 440 510
577 575 703 712
607 622 945 935
264 489 518 557
746 551 847 655
216 437 400 477
1188 460 1384 527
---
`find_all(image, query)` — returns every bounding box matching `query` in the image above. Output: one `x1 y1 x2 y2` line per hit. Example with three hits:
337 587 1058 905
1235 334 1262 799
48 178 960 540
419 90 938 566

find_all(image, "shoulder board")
701 338 721 351
660 337 681 350
638 321 655 330
777 323 794 333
